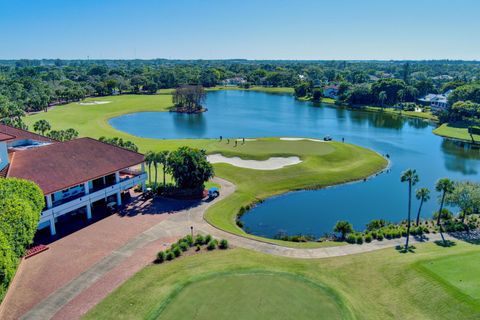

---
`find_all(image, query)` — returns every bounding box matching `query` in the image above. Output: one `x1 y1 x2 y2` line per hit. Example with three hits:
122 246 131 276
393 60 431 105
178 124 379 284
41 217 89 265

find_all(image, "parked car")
208 187 220 199
324 135 332 141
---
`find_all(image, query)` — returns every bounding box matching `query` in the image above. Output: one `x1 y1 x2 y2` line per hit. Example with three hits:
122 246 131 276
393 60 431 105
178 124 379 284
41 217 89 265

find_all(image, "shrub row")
156 234 229 263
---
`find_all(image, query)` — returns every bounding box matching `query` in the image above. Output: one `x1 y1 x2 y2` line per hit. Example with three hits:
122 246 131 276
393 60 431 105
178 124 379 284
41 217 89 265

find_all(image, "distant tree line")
1 59 480 129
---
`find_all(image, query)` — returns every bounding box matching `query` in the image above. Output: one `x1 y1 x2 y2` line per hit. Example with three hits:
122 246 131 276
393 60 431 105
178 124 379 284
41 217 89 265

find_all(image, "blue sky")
1 0 479 60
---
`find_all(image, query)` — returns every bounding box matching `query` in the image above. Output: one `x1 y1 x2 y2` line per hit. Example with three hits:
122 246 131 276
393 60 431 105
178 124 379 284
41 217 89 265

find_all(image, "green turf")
417 251 480 304
203 139 387 244
365 106 438 121
207 85 294 94
155 272 347 320
433 122 480 143
83 242 480 320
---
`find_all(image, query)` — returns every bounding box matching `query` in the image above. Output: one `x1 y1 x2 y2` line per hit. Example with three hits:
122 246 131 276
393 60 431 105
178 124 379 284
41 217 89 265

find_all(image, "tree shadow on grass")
434 240 457 247
395 245 416 253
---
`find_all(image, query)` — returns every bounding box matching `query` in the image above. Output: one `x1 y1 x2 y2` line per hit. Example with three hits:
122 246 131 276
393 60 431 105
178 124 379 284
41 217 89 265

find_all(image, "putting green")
418 251 480 303
154 272 349 320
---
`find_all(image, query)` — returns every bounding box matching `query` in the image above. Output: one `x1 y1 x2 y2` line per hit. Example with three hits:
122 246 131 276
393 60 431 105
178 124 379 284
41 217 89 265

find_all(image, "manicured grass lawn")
417 251 480 303
208 85 294 94
433 122 480 143
84 242 480 320
203 139 387 245
365 106 438 121
156 272 347 320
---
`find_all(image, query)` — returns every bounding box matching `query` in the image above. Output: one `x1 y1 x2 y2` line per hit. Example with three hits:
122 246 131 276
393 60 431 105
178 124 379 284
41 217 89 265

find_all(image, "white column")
86 203 92 219
115 171 120 183
46 194 53 209
116 191 122 206
49 216 56 236
84 181 90 194
141 163 145 173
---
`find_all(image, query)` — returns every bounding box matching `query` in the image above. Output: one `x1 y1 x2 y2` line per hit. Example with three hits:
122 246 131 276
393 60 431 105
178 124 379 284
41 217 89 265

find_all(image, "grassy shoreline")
433 122 480 143
204 139 387 246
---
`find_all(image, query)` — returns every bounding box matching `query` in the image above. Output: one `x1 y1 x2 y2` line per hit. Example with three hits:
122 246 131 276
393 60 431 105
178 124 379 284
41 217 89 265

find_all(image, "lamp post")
190 226 194 238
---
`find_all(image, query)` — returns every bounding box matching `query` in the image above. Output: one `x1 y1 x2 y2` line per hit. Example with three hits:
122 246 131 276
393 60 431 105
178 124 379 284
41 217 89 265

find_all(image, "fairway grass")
203 139 387 244
84 242 480 320
433 122 480 143
155 272 348 320
417 251 480 304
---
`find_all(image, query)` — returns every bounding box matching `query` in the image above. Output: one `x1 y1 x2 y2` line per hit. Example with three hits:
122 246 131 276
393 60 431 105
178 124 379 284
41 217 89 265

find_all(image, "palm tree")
378 91 387 109
33 119 51 136
401 169 419 251
435 178 455 226
415 188 430 226
144 151 155 186
397 89 405 107
157 151 170 187
153 153 160 188
333 220 353 240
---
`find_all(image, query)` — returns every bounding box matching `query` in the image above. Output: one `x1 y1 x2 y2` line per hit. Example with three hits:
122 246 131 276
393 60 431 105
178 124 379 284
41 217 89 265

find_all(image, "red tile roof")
0 132 15 142
0 124 52 143
7 137 145 194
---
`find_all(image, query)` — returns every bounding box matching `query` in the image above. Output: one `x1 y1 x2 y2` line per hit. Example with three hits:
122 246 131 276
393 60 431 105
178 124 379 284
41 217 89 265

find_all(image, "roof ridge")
82 136 145 157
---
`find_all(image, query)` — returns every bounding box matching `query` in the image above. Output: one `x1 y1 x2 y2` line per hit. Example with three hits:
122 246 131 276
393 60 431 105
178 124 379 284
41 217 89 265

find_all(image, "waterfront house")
323 84 339 99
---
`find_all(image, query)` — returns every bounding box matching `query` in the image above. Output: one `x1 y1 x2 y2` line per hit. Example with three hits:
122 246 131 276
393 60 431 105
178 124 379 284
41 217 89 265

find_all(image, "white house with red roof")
0 125 147 236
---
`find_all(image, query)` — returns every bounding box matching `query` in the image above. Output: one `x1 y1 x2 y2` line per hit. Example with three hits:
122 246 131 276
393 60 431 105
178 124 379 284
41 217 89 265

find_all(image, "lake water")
110 90 480 238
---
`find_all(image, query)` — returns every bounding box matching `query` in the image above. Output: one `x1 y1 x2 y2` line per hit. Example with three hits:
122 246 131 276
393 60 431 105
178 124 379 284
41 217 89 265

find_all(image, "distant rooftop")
0 124 53 143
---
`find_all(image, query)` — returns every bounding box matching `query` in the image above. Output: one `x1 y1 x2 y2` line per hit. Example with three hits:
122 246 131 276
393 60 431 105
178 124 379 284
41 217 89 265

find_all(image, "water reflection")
171 113 207 137
441 140 480 175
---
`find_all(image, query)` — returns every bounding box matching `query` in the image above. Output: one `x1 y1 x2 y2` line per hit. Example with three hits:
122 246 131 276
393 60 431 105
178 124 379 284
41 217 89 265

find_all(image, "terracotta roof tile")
0 132 15 142
7 137 144 194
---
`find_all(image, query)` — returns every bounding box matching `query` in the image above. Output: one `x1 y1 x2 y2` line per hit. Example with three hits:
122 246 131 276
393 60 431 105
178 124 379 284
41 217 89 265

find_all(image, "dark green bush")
179 242 189 252
204 234 213 244
346 234 356 244
172 246 182 257
356 234 364 244
183 235 194 247
156 251 166 263
207 240 217 250
165 250 174 261
365 234 372 243
219 239 229 249
377 232 384 241
194 235 205 245
196 244 201 251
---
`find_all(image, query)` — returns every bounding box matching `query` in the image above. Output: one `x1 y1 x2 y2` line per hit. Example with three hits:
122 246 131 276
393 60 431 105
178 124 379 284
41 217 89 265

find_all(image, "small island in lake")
171 84 207 113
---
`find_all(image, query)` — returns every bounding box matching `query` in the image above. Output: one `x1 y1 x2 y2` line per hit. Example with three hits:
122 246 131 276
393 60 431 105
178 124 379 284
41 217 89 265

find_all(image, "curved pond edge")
203 153 390 248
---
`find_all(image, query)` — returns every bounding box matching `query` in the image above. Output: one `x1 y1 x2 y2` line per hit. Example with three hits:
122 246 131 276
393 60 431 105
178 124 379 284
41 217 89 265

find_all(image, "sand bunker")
280 137 325 142
78 101 112 106
207 154 301 170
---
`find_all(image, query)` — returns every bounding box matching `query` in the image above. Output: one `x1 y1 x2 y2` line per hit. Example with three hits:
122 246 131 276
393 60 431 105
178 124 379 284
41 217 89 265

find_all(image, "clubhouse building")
0 125 147 236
